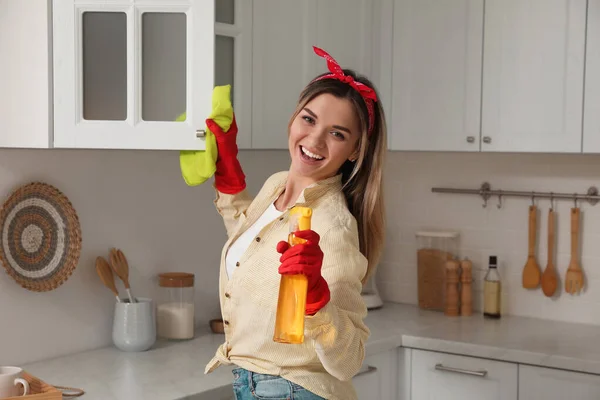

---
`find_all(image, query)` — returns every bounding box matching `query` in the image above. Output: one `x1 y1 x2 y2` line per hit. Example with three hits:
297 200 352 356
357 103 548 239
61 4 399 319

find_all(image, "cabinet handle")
196 129 206 138
482 136 492 144
354 365 378 378
466 136 475 143
434 363 487 377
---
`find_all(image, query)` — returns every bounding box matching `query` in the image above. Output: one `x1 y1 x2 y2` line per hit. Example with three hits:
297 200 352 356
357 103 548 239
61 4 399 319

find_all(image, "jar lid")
158 272 195 288
415 231 459 239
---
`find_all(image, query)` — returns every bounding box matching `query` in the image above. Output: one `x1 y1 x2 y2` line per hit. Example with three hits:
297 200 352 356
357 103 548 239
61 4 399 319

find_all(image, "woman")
204 46 387 400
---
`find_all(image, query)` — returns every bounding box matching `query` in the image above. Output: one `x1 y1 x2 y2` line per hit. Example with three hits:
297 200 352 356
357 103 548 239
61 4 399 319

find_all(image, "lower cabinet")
353 348 397 400
410 349 518 400
407 348 600 400
519 364 600 400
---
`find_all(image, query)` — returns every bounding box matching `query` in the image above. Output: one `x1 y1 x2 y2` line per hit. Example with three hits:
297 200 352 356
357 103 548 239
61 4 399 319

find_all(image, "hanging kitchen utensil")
541 207 558 297
109 248 135 302
522 205 541 289
95 256 121 302
565 206 584 294
0 182 82 292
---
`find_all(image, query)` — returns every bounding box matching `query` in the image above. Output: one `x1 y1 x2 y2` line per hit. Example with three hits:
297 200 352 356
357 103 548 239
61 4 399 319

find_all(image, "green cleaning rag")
178 84 234 186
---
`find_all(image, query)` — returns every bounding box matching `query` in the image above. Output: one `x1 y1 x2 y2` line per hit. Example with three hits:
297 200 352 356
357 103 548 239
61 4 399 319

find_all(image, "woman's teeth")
301 146 324 160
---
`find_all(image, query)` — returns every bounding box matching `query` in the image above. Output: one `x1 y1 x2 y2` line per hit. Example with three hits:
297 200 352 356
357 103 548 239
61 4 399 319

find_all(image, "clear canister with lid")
157 272 195 340
415 231 459 311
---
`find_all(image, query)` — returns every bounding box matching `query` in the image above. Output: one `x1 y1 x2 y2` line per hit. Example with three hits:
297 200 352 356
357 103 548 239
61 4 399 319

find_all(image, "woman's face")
288 93 361 183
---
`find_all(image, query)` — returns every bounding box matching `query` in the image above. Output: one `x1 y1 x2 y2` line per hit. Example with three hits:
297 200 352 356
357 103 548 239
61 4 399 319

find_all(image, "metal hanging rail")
431 182 600 208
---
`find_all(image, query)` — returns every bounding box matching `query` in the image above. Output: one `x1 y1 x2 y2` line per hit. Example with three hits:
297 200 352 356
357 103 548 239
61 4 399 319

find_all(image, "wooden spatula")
110 248 135 303
522 205 541 288
95 256 121 302
541 208 558 297
565 207 584 294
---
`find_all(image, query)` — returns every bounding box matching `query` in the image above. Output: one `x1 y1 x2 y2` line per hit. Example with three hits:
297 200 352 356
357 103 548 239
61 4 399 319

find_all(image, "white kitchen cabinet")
411 349 518 400
0 0 215 150
519 365 600 400
52 0 214 150
215 0 253 150
0 0 52 148
390 0 484 152
584 0 600 153
251 0 375 149
481 0 587 153
353 348 397 400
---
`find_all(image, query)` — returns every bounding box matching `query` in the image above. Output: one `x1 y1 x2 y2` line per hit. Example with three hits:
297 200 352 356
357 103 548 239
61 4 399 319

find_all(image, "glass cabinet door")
52 0 214 150
214 0 252 149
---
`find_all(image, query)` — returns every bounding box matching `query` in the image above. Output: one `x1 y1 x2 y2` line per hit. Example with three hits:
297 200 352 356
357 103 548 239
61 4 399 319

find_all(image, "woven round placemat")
0 182 82 292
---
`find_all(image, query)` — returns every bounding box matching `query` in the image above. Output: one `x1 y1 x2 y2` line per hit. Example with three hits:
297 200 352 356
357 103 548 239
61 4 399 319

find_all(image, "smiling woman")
287 93 361 183
202 46 387 400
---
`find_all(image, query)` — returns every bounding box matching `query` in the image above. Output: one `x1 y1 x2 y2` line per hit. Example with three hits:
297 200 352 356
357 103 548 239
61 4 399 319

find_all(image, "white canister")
112 297 156 352
157 272 195 340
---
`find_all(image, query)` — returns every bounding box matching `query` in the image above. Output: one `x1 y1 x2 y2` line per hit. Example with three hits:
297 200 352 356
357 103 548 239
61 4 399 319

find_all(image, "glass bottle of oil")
273 206 312 344
483 255 502 319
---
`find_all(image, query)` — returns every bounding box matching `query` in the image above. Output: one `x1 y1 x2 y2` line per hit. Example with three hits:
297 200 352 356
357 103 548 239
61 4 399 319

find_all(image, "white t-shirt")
225 203 284 279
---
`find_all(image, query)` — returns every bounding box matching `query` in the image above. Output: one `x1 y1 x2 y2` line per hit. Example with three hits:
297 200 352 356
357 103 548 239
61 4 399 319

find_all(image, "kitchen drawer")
411 349 518 400
519 364 600 400
353 349 397 400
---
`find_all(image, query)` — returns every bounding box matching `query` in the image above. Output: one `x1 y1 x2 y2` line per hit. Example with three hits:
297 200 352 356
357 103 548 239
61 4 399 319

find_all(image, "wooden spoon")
541 208 558 297
565 207 584 294
110 248 135 303
95 256 121 302
522 205 541 288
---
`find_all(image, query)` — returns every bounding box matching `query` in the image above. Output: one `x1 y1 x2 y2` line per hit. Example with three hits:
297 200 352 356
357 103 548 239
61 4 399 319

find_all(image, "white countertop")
22 303 600 399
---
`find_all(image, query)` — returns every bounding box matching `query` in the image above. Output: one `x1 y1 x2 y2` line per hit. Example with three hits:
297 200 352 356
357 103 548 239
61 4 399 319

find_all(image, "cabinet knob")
466 136 475 143
483 136 492 144
196 129 206 138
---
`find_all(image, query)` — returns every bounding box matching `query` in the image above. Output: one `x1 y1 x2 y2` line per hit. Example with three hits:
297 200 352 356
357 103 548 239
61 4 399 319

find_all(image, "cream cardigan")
204 171 370 400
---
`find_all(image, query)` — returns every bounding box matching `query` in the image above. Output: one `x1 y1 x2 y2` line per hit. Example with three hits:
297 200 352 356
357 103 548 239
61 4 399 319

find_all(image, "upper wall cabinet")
388 0 588 154
0 0 52 148
251 0 375 149
53 0 214 150
0 0 214 150
481 0 586 153
390 0 484 152
584 0 600 153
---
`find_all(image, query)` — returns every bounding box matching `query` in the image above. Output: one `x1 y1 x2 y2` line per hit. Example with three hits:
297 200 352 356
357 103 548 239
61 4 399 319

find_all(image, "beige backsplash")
2 148 600 366
377 151 600 327
0 148 290 366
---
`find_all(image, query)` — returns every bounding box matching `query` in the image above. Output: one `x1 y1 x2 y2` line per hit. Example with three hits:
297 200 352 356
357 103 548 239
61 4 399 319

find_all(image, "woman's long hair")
289 70 387 284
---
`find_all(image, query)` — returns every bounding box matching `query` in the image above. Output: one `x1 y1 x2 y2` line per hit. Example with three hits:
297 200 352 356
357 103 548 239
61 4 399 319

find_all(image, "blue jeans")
232 368 326 400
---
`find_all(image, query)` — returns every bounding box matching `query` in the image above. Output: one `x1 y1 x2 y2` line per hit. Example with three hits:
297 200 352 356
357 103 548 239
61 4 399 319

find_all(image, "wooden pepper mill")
460 258 473 316
445 259 460 316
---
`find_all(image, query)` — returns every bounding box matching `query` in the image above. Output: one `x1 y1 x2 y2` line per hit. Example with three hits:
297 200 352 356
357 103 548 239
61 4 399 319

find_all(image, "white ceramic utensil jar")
112 297 156 352
157 272 195 340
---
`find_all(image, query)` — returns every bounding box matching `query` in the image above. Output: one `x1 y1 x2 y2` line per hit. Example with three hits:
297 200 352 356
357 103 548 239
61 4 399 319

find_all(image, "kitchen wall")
377 151 600 326
0 148 290 366
3 148 600 366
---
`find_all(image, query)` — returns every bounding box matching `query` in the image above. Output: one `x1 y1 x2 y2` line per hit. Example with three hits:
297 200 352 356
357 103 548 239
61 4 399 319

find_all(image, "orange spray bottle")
273 206 312 344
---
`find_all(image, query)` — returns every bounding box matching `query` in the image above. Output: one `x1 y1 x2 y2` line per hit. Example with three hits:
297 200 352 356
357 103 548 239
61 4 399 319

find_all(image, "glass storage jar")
157 272 195 340
415 231 459 311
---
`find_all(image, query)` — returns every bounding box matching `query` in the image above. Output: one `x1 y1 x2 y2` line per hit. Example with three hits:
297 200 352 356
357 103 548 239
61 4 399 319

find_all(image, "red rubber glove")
276 230 331 315
205 115 246 195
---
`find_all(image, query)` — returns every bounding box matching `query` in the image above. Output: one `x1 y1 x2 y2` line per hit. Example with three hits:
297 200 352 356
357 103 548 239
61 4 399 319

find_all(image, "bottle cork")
460 258 473 316
445 259 460 316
